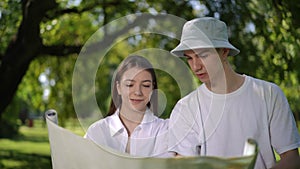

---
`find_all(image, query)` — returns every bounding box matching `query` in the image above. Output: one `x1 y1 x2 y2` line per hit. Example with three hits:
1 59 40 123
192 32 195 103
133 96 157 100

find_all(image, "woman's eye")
143 85 151 88
125 84 133 87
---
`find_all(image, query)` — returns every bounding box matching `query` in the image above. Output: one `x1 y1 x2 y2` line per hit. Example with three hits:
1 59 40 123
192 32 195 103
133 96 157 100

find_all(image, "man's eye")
197 53 209 58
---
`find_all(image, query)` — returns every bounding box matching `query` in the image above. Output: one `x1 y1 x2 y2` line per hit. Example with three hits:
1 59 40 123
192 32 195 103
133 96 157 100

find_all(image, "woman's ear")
116 81 121 95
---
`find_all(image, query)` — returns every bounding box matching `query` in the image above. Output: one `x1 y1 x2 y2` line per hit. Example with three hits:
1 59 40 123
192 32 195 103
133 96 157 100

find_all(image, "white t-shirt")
84 108 171 157
168 75 300 169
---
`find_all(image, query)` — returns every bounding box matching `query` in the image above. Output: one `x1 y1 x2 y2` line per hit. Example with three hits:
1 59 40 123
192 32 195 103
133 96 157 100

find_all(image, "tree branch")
44 1 121 20
40 44 82 57
41 13 161 57
0 0 57 115
80 14 164 56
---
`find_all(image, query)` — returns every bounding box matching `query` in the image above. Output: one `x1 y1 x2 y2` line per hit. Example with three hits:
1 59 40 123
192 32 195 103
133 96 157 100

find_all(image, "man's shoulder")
245 75 282 95
173 85 206 107
246 75 279 88
180 85 203 100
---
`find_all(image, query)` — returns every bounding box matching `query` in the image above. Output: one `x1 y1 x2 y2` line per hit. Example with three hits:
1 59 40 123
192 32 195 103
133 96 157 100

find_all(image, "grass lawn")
0 119 84 169
0 119 299 169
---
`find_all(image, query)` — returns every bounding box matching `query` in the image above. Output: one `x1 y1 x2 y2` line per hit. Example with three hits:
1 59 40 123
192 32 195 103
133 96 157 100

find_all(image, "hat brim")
171 39 240 57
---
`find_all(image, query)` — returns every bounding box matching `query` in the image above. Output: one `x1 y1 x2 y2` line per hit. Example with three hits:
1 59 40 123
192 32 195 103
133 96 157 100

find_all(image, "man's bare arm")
271 149 300 169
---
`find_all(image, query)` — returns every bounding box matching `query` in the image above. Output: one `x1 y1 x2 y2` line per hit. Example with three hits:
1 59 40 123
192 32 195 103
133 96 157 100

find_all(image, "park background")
0 0 299 168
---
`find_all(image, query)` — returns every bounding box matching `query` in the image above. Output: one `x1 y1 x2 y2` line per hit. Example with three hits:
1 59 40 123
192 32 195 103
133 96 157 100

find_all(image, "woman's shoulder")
86 115 114 130
154 117 169 123
153 117 169 129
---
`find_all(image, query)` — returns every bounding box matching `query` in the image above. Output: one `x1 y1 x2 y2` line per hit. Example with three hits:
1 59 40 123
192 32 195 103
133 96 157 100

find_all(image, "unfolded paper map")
45 110 257 169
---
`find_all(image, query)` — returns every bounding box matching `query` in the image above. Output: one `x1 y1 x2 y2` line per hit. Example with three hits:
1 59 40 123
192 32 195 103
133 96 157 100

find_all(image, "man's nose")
192 58 203 70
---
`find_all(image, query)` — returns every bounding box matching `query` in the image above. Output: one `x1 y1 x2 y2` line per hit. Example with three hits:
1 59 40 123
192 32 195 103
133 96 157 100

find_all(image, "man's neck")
206 66 245 94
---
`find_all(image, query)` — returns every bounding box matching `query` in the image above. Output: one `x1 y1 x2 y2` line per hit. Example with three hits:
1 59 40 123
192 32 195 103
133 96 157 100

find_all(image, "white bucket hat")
171 17 240 57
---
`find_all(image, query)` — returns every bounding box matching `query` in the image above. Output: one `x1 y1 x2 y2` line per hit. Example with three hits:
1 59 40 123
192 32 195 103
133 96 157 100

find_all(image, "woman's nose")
134 86 142 95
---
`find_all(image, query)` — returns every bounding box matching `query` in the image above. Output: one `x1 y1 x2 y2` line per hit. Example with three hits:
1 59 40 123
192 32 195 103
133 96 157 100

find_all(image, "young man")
168 17 300 169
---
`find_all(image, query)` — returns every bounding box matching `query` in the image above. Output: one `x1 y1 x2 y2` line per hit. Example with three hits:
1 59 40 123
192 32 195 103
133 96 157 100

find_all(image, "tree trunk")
0 0 57 116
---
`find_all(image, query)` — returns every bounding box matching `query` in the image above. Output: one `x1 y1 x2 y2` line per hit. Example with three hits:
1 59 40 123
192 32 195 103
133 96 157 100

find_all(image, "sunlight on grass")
0 119 84 169
1 159 24 168
0 138 51 156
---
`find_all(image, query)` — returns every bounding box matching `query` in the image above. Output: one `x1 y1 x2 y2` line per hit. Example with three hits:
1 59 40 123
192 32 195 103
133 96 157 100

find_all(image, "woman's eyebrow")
124 79 134 82
142 80 152 83
124 79 152 82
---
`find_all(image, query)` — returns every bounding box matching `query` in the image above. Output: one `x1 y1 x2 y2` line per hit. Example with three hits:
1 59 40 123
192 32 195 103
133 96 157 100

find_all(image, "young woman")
84 55 171 157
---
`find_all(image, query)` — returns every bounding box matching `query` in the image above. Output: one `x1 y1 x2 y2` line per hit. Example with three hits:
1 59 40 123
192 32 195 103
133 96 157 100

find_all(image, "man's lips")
196 72 207 78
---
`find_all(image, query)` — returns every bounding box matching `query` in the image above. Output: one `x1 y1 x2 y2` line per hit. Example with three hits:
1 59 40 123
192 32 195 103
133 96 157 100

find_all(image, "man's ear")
220 48 230 60
224 48 230 56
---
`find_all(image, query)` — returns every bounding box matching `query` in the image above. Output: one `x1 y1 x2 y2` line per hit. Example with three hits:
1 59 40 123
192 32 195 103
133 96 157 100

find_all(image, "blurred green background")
0 0 299 168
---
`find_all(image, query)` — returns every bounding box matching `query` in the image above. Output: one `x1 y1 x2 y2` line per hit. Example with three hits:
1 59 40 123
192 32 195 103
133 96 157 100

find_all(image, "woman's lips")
130 99 143 104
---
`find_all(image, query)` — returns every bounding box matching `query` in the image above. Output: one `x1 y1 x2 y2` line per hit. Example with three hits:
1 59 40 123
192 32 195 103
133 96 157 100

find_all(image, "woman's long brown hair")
106 55 158 117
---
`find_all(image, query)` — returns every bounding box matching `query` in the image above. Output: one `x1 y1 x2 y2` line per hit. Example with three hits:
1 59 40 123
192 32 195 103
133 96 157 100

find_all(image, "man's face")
183 48 224 85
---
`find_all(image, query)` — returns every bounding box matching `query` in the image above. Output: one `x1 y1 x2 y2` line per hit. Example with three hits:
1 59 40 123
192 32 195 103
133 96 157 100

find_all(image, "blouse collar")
108 108 157 136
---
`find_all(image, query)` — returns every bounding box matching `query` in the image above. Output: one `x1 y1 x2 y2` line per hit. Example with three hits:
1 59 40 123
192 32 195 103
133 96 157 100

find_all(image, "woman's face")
117 67 153 112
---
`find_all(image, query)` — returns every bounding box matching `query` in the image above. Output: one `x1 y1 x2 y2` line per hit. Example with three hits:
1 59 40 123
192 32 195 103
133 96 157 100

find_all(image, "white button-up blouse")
84 108 171 157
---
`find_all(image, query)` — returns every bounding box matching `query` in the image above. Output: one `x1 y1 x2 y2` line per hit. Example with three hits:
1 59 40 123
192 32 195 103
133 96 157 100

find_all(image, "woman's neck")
119 107 145 136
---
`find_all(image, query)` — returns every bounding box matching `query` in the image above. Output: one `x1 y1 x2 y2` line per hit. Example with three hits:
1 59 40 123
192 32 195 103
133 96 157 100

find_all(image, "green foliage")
17 59 45 113
45 56 78 127
0 95 24 138
1 0 300 125
41 13 98 46
231 0 300 115
0 0 22 54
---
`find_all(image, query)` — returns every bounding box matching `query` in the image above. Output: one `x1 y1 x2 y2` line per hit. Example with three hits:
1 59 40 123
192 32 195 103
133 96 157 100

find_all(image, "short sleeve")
168 99 201 156
269 85 300 154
